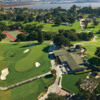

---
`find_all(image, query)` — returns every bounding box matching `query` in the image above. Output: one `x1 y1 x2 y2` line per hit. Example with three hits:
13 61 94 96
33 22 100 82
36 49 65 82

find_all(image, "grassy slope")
0 77 53 100
0 43 51 86
62 73 88 94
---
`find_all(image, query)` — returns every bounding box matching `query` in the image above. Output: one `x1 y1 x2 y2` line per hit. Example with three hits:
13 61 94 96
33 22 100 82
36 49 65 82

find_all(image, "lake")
13 2 100 9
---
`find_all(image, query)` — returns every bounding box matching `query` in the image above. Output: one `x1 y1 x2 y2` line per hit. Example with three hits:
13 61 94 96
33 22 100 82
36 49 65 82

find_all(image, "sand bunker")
0 68 9 80
23 49 29 53
35 62 41 67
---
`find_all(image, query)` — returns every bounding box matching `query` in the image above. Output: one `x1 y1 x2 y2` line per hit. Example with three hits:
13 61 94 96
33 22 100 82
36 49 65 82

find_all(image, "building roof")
54 47 86 71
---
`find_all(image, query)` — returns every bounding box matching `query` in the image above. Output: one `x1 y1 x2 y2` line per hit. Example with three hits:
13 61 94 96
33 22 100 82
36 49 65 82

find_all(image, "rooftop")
54 47 86 71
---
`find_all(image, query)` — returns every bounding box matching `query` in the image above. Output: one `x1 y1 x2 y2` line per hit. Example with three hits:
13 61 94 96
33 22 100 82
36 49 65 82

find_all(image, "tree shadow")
52 25 59 27
44 74 53 79
49 53 55 60
20 43 38 48
88 26 95 28
42 46 50 53
89 57 100 66
10 55 15 57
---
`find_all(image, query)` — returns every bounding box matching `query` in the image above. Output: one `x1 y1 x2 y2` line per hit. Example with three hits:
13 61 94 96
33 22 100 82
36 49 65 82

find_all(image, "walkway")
0 71 51 91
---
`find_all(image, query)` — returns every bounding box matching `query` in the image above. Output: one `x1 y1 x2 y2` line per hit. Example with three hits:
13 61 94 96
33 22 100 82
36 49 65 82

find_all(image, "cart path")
0 71 51 91
39 43 63 100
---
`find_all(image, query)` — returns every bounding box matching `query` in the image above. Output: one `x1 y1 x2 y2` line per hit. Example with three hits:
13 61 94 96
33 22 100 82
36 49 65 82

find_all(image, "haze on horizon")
0 0 100 3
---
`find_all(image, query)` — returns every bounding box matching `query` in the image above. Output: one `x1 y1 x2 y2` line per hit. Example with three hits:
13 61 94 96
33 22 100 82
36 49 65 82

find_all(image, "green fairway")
1 19 100 33
15 44 50 72
0 43 51 86
24 20 81 32
0 77 53 100
62 73 88 94
1 20 81 32
82 41 100 59
42 21 81 32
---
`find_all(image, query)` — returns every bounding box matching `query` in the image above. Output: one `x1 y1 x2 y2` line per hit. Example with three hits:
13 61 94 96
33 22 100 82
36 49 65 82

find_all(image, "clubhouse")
54 47 87 73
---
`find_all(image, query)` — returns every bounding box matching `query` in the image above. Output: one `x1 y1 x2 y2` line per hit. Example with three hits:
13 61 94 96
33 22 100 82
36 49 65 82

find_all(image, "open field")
0 77 53 100
62 73 88 94
0 43 51 86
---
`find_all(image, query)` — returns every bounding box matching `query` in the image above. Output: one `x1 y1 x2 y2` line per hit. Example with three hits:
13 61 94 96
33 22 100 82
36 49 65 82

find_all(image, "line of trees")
15 26 94 46
0 22 7 41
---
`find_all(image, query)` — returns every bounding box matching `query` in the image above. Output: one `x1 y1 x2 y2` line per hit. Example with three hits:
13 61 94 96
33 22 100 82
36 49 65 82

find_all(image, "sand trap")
23 49 29 53
0 68 9 80
35 62 41 67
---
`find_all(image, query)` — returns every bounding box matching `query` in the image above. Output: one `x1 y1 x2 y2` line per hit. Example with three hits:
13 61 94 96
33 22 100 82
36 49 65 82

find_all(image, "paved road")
39 43 63 100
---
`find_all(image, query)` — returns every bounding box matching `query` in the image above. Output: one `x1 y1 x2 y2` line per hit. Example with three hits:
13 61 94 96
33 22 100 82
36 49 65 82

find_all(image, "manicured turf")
0 43 51 86
82 41 100 59
0 77 53 100
1 19 100 33
62 73 88 94
1 20 81 32
42 21 81 32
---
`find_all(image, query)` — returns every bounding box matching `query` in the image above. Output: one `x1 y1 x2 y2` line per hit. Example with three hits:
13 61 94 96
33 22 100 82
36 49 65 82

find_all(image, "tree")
46 93 66 100
96 30 100 34
93 19 99 26
16 34 27 41
88 32 94 39
76 45 81 49
0 36 2 42
51 69 56 76
0 22 7 31
53 35 70 47
95 47 100 57
27 32 38 41
0 34 6 39
83 19 88 29
36 15 43 22
0 7 4 11
55 17 62 26
37 31 44 44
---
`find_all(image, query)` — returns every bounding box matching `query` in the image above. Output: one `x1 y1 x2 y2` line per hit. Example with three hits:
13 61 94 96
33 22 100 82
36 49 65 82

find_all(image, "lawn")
0 77 53 100
62 73 88 94
0 43 51 86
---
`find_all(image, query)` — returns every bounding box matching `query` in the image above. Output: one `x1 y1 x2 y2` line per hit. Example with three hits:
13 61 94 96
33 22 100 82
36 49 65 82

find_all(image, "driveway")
39 43 63 100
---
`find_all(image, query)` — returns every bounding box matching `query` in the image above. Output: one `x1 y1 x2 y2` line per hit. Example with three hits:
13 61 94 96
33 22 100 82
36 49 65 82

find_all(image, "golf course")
0 42 51 86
